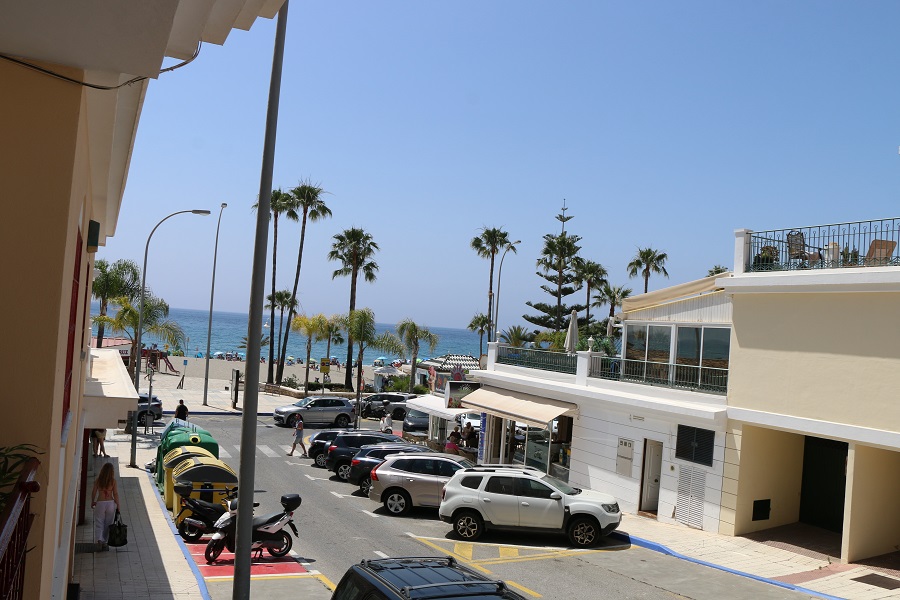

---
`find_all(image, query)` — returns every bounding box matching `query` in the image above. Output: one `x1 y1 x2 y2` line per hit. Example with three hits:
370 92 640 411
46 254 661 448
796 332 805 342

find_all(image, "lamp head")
192 209 212 215
221 203 227 209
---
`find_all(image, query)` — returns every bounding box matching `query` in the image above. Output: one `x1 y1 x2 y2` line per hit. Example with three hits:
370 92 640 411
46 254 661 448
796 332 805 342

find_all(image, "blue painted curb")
610 531 845 600
144 469 212 600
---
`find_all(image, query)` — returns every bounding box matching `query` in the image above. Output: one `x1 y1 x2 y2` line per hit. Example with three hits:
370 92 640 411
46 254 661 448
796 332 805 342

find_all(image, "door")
304 399 328 424
516 478 563 529
479 476 520 526
640 440 663 512
394 458 442 507
799 436 847 533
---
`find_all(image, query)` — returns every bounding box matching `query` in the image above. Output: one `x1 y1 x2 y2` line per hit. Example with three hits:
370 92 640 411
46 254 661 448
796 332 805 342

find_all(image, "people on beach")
91 462 119 551
174 399 188 421
287 418 307 457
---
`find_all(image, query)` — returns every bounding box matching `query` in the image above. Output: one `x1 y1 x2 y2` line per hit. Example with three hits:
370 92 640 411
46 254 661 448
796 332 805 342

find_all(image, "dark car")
308 429 367 468
330 556 526 600
347 443 432 496
402 408 429 433
325 432 403 481
138 393 163 422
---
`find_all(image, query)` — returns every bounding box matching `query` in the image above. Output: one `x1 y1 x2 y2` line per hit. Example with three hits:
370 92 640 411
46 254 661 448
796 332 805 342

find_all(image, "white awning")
461 387 577 427
83 348 139 428
406 394 469 421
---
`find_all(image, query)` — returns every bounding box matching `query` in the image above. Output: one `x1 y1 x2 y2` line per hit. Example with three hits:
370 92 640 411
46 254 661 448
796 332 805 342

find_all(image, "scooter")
204 493 301 564
175 485 259 543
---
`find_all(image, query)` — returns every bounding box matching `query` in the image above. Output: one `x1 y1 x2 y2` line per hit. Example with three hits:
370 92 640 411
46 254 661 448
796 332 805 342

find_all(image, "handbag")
107 509 128 547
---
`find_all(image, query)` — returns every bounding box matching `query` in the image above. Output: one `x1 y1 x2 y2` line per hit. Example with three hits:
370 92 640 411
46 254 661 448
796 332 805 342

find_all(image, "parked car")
368 452 474 516
347 443 432 496
360 393 416 420
330 556 527 600
308 428 367 468
439 466 621 547
402 409 429 433
325 432 404 481
273 396 356 428
138 392 163 422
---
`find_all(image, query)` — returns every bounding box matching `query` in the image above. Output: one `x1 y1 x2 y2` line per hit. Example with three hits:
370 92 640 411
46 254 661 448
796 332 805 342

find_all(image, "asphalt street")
191 415 815 599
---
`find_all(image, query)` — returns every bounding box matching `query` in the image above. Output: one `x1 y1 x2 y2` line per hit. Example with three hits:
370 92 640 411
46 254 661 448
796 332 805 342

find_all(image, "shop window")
675 425 715 467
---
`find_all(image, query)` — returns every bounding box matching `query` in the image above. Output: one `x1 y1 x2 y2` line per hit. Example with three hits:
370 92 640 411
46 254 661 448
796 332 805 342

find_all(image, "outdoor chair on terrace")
787 230 808 261
864 239 898 266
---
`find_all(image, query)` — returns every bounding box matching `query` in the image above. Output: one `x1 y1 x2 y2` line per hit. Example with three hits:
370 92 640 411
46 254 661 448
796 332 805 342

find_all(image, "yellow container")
162 446 215 509
171 457 238 520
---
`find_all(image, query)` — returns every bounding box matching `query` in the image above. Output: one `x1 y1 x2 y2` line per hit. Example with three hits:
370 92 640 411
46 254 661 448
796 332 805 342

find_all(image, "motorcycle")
175 485 259 543
204 493 301 564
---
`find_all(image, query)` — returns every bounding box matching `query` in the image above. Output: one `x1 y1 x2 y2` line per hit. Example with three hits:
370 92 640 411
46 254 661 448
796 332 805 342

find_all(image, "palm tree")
92 259 140 347
627 247 669 294
470 227 514 343
571 257 607 329
345 309 403 424
328 228 380 390
499 325 532 348
323 314 345 367
265 289 296 370
593 283 633 337
93 294 185 379
291 313 328 395
253 188 297 383
467 313 491 359
396 319 439 393
238 334 270 350
707 264 728 277
534 330 566 351
276 180 332 384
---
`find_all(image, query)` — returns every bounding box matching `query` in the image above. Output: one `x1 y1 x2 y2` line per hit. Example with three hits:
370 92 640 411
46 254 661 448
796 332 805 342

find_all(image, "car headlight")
601 503 620 514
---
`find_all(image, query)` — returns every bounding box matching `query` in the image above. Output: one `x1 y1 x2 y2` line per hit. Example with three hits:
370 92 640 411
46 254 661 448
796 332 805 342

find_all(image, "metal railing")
589 356 728 395
0 458 40 600
747 217 900 272
497 345 577 374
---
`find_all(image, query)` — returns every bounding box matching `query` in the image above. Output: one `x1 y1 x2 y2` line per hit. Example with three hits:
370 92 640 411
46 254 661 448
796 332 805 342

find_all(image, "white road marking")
373 551 390 558
330 491 354 499
258 445 279 457
279 445 294 454
363 511 381 518
218 448 232 458
304 474 329 481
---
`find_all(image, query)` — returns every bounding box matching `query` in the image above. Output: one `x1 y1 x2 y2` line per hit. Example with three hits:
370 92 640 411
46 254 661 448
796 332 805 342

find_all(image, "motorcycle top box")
280 494 301 511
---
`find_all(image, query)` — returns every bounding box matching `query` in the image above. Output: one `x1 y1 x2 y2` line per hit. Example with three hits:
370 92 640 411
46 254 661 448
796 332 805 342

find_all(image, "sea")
90 304 481 362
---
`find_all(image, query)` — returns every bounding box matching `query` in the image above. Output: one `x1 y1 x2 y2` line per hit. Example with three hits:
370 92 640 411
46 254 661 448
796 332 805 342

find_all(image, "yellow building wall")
844 444 900 562
0 58 94 599
729 293 900 431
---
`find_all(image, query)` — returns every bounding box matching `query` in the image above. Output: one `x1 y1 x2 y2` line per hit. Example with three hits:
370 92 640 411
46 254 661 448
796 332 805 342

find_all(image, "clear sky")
101 1 900 329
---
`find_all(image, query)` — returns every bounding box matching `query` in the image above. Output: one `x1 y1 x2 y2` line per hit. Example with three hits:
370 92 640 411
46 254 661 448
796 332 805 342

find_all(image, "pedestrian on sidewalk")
91 462 119 551
174 399 189 421
287 418 307 457
91 429 108 457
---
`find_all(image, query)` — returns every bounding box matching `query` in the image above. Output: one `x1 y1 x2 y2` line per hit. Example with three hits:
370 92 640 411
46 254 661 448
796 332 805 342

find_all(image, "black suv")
325 432 403 481
331 556 526 600
347 443 432 496
308 429 367 468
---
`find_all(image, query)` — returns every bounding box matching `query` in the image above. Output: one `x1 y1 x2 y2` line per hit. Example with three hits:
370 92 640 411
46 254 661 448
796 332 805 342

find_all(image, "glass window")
460 476 483 489
485 476 516 496
518 478 554 499
625 324 647 360
394 458 434 474
676 327 702 367
701 327 731 370
437 460 462 477
647 326 671 363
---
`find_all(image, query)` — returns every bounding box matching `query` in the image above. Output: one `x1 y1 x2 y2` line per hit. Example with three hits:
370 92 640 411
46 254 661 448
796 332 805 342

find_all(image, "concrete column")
733 228 752 274
575 351 592 386
487 341 498 370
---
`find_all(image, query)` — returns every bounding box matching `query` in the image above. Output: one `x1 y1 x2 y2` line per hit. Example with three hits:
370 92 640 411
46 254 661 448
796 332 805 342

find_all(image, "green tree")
91 258 140 347
328 228 380 390
470 227 514 343
593 283 633 337
499 325 533 348
571 257 608 330
467 313 491 359
277 180 332 384
396 319 439 393
265 289 296 366
291 313 328 395
534 330 566 351
707 264 728 277
238 334 269 350
345 309 403 422
627 247 669 294
323 314 345 366
525 205 583 332
93 294 185 380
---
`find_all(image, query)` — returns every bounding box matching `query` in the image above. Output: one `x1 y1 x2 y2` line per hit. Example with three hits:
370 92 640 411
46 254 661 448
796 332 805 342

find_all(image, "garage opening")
799 436 848 533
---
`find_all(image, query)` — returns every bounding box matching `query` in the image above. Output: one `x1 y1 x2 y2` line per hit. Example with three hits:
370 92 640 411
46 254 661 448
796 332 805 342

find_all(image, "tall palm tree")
277 180 332 384
92 294 185 380
328 228 379 390
627 247 669 294
470 227 513 343
467 313 491 359
253 188 297 383
291 313 328 395
323 314 345 367
396 319 439 393
593 283 633 337
265 289 296 368
92 258 140 347
499 325 532 348
571 257 608 329
345 309 403 424
238 334 269 350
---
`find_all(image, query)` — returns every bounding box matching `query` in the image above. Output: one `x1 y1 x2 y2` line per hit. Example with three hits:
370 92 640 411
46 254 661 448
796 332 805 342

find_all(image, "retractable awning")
406 394 470 421
461 387 577 427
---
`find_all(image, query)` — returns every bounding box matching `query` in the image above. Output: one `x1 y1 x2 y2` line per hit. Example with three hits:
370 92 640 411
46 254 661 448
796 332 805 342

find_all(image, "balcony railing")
0 458 40 600
589 356 728 395
496 345 577 374
747 217 900 272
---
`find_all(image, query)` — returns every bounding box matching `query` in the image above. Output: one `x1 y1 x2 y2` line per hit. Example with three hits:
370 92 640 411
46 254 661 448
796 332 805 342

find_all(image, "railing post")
734 228 751 275
487 342 498 371
575 351 591 386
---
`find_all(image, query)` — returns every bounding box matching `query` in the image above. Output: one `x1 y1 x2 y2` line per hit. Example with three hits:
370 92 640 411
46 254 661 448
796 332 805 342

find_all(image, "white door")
640 440 663 512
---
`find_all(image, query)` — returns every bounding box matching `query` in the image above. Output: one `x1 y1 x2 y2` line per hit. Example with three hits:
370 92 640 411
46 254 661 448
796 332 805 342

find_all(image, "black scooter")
175 485 258 543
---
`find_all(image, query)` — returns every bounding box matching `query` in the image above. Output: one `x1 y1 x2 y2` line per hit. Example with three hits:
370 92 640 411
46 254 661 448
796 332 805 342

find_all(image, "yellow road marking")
414 536 491 574
499 546 519 558
505 579 542 598
454 542 474 560
314 573 336 591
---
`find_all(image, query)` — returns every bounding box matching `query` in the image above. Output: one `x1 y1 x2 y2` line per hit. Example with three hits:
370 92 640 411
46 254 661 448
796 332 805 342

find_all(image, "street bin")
162 445 216 509
171 457 238 521
154 425 218 487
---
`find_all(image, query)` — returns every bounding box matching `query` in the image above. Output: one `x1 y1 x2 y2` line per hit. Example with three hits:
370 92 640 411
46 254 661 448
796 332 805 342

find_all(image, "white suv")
438 466 621 547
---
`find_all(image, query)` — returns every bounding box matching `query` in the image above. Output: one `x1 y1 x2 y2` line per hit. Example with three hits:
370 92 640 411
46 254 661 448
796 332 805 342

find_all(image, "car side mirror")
550 492 562 500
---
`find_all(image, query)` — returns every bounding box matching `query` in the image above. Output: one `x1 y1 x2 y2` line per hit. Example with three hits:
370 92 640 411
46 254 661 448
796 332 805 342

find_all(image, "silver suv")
273 395 356 428
439 466 621 547
368 452 474 516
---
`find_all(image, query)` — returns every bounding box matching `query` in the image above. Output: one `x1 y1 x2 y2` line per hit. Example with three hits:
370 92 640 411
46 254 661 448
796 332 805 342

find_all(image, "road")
191 415 814 599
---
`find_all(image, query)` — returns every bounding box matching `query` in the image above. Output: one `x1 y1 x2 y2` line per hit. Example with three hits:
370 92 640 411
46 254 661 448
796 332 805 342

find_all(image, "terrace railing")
589 356 728 395
496 345 577 374
0 458 40 600
747 217 900 272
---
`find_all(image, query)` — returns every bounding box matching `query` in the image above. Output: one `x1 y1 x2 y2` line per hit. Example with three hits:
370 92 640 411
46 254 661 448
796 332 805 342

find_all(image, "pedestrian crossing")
216 445 301 459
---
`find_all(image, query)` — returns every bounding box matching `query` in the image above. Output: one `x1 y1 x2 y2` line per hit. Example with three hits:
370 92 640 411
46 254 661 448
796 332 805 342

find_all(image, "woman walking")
287 418 307 457
91 462 119 550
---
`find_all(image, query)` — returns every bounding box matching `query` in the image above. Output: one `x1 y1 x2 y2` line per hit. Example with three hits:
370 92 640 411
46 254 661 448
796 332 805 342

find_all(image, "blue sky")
101 1 900 329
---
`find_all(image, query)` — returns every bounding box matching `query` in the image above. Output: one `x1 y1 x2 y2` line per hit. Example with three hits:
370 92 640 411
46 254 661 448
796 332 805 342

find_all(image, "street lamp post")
203 203 227 406
492 240 521 343
130 209 210 468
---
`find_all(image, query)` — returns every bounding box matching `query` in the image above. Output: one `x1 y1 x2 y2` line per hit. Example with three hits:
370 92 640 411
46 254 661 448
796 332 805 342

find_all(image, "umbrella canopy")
375 356 388 361
564 309 579 354
374 365 404 376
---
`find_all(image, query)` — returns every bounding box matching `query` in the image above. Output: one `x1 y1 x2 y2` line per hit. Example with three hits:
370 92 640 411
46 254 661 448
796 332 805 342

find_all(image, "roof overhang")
83 348 139 429
623 273 729 313
461 386 577 427
407 394 470 421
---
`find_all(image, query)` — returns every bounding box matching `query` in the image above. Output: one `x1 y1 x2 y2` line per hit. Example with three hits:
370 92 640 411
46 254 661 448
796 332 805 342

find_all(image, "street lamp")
131 208 210 468
203 203 227 406
492 240 521 344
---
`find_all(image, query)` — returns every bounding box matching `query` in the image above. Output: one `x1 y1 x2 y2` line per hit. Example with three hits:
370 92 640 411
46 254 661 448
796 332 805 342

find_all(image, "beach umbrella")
564 309 579 354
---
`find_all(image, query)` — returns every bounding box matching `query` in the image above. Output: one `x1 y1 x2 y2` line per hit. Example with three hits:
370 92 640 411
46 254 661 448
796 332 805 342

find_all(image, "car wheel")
267 531 292 557
567 516 600 548
383 489 411 516
361 405 371 419
314 452 327 468
453 510 484 541
136 411 148 424
359 476 372 496
287 414 300 428
392 408 406 420
178 519 205 543
336 462 352 481
335 414 350 428
204 538 225 564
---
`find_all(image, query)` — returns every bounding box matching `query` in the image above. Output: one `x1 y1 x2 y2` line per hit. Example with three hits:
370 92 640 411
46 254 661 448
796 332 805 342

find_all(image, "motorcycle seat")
252 512 284 528
192 499 224 511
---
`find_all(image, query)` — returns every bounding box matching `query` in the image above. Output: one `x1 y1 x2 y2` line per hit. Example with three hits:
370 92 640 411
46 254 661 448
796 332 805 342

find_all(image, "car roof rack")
360 557 512 599
460 465 542 475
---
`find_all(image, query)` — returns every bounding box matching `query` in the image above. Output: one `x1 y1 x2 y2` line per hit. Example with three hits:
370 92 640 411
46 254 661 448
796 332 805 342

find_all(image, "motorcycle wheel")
205 538 225 564
178 519 205 543
267 531 292 557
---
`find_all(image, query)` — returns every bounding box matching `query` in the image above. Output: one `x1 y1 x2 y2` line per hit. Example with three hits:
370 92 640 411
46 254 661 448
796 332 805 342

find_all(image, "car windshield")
457 458 476 468
541 474 578 494
292 398 312 408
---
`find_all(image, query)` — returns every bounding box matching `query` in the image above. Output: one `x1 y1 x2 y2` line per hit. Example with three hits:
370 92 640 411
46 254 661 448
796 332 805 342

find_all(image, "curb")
610 531 845 600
